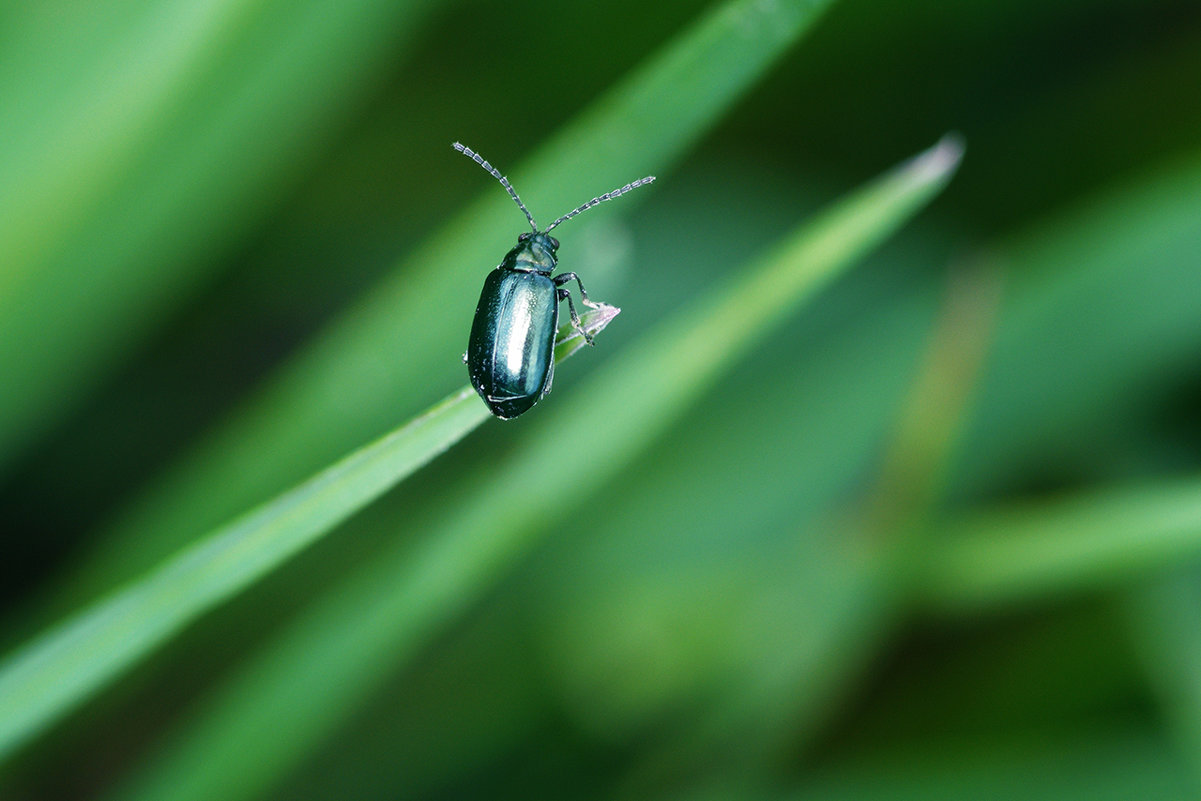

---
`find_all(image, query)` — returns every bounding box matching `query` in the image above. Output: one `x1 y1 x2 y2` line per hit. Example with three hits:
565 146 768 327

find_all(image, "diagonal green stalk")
30 0 841 629
616 245 996 797
107 136 962 801
903 149 1201 617
0 309 616 762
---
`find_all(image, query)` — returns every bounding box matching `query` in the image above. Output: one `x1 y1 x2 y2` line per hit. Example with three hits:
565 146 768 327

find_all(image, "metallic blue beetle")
454 142 654 419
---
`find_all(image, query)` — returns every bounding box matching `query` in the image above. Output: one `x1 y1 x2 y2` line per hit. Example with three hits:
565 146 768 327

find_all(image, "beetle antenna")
544 175 655 232
453 142 538 232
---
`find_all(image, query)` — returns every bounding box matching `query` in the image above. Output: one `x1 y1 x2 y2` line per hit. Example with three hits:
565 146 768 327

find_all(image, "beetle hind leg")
557 287 594 346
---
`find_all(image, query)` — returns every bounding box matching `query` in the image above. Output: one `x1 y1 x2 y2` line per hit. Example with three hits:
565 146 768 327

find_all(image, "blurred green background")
3 0 1201 798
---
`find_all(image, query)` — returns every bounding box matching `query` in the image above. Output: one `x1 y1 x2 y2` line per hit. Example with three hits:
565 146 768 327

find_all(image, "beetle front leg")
553 272 610 310
557 287 594 346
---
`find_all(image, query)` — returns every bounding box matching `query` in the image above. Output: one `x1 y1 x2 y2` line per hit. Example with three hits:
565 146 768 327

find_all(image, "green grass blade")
0 0 435 471
107 137 962 801
0 308 616 762
922 477 1201 616
44 0 840 621
609 248 994 796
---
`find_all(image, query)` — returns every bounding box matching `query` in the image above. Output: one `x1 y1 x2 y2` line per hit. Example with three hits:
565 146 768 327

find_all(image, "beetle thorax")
503 231 560 274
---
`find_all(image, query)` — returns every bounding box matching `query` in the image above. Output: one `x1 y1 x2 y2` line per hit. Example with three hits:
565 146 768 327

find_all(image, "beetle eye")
550 237 560 250
518 232 530 241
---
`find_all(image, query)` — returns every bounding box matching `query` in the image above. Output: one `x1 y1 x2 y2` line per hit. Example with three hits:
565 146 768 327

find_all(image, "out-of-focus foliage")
1 0 1200 799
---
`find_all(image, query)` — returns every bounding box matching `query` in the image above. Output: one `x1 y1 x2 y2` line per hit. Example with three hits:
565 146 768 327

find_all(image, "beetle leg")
553 272 609 310
557 287 594 346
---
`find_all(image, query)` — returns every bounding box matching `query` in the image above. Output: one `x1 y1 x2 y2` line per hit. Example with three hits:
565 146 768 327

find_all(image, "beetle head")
508 231 559 273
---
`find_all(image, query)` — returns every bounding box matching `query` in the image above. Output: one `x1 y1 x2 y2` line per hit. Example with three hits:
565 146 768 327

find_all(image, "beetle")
454 142 655 419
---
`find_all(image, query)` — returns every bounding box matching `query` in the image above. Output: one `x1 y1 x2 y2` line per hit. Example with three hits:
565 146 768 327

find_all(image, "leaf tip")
910 132 966 184
585 303 622 335
554 304 622 361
